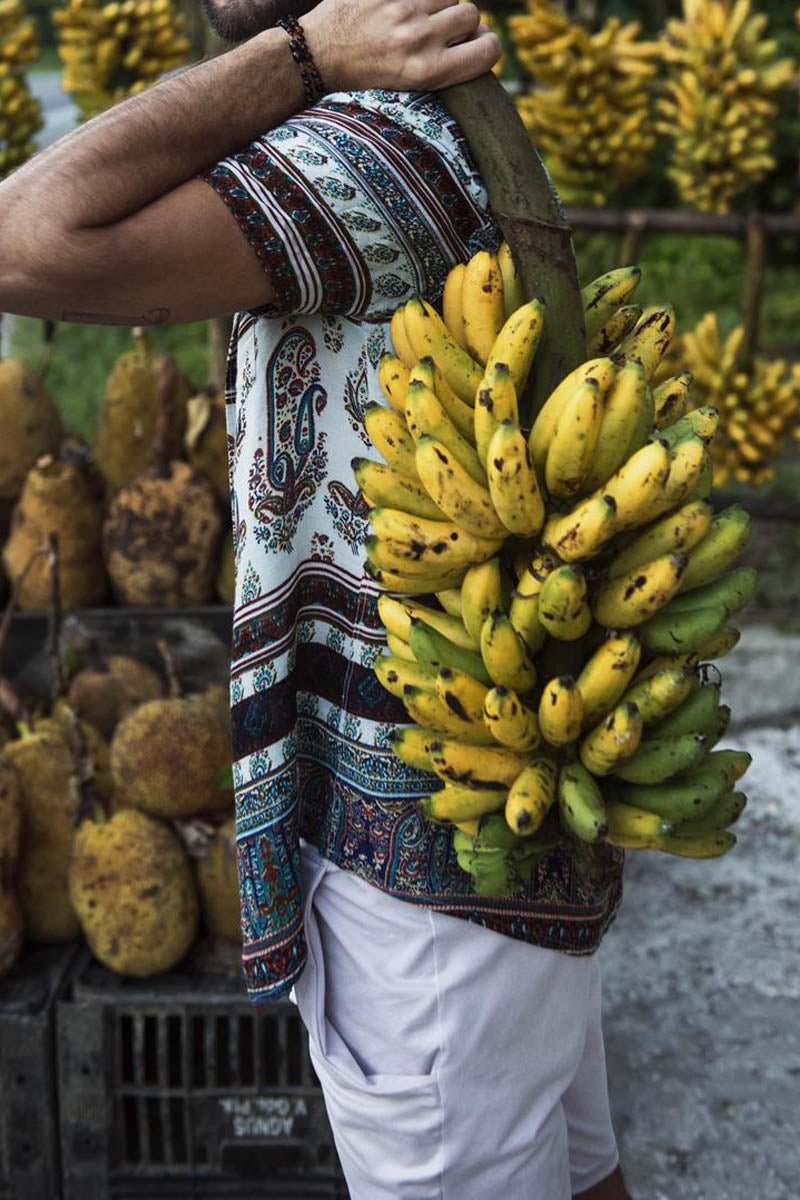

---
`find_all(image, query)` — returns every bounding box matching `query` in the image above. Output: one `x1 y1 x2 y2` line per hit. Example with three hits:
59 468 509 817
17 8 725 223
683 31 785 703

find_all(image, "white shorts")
292 842 620 1199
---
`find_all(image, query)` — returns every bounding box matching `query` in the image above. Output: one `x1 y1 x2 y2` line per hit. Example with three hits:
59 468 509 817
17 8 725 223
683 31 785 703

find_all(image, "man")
0 1 631 1194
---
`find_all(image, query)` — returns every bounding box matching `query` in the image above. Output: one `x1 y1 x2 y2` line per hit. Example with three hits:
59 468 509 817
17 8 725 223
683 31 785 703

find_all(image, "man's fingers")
434 29 501 86
427 1 481 45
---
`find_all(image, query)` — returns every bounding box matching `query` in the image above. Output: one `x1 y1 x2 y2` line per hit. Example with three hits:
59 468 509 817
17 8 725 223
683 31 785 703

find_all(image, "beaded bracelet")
277 15 327 107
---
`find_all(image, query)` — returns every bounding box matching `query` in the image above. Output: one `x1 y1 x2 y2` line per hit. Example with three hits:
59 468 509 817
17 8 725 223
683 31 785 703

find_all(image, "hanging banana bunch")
657 0 794 213
508 0 660 207
655 313 800 487
53 0 192 121
357 246 756 897
0 0 42 179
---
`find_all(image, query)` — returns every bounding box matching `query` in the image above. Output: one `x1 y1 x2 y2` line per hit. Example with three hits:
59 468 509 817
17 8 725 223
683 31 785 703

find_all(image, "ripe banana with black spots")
505 756 559 836
474 363 520 468
442 264 467 350
508 590 547 656
606 500 713 580
388 725 440 771
588 304 642 357
435 667 491 726
403 685 495 743
595 439 671 530
618 305 676 380
538 675 584 746
497 240 524 319
582 265 642 345
576 633 642 728
405 380 485 483
403 297 484 404
593 552 687 629
369 507 502 573
529 357 618 477
486 420 546 537
557 762 608 842
545 378 604 500
365 560 468 595
658 405 719 450
579 701 643 775
414 437 506 540
605 800 675 840
543 494 618 563
378 353 411 413
481 611 537 692
409 355 476 444
461 557 507 644
582 360 649 492
620 666 696 725
538 564 592 642
364 403 420 479
429 738 534 790
422 783 506 822
653 372 693 429
483 686 541 751
353 457 445 521
674 505 751 593
390 306 416 369
374 654 438 699
408 618 491 685
484 298 545 396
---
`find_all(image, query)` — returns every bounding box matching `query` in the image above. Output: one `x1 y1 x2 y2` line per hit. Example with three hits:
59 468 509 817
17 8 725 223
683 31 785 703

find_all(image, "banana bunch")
508 0 660 207
659 312 800 487
359 247 756 897
53 0 191 120
656 0 794 213
0 0 42 179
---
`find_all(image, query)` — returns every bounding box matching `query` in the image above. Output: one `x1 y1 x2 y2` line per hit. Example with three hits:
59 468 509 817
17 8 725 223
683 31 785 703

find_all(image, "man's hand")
305 0 501 93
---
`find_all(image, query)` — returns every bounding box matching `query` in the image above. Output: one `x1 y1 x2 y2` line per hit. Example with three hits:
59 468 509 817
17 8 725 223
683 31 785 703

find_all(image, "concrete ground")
600 621 800 1200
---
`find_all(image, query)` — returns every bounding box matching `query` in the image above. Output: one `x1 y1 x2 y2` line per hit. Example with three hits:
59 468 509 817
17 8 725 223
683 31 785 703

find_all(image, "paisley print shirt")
201 89 623 1006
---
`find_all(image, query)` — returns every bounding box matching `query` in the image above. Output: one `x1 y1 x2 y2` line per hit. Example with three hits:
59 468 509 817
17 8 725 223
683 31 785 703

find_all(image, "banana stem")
441 74 586 422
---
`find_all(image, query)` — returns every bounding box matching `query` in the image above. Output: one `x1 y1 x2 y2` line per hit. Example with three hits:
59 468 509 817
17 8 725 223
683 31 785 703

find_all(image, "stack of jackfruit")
0 0 42 179
0 647 240 984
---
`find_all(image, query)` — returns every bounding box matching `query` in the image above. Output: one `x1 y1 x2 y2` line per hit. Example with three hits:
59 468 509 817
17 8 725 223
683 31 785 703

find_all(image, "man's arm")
0 0 500 326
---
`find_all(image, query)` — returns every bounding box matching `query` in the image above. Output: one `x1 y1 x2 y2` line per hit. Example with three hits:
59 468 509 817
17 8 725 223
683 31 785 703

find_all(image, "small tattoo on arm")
61 306 171 326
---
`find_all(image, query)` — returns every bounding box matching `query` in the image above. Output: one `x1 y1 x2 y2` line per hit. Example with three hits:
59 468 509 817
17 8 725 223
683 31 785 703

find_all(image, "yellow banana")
369 508 502 573
365 560 468 596
484 299 545 397
537 564 592 641
442 263 467 350
505 757 559 836
652 436 711 515
378 353 411 414
538 675 583 746
605 800 674 839
486 420 546 537
545 378 604 500
421 783 506 822
543 494 618 563
461 557 506 644
581 360 648 492
385 631 416 661
620 666 695 726
653 371 693 429
377 594 478 651
481 611 537 692
435 587 463 618
428 737 533 790
580 701 643 776
364 403 420 480
497 240 524 318
508 590 547 655
436 666 491 726
414 436 506 541
582 265 642 344
403 685 495 743
593 552 688 629
483 686 541 751
462 251 505 364
408 356 474 444
529 358 618 477
374 654 438 698
607 500 713 580
352 457 445 521
474 362 519 467
403 297 484 404
390 305 416 369
405 380 485 484
587 304 642 357
618 305 677 381
576 633 642 728
388 725 440 770
597 439 671 529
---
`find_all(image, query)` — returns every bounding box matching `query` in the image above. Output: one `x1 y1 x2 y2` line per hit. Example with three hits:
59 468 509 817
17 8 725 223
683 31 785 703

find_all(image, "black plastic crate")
0 940 81 1200
57 945 347 1200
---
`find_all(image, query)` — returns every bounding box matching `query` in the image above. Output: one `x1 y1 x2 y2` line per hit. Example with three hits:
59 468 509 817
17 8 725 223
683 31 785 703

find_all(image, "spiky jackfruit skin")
3 731 81 943
194 818 240 942
2 456 106 610
110 695 233 819
33 715 113 802
102 461 223 606
93 350 189 494
0 757 23 979
0 360 61 501
186 391 229 504
70 808 199 976
67 655 165 740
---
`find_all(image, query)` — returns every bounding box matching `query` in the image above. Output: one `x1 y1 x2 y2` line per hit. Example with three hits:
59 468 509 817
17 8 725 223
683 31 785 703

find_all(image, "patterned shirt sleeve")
199 89 500 322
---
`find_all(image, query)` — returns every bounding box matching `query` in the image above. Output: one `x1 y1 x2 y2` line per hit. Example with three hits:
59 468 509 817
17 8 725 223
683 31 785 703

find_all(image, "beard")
200 0 316 43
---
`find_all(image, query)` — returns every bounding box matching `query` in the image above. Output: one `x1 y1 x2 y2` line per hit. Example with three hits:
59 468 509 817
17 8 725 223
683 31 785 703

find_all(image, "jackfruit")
33 712 113 802
194 817 240 942
102 460 223 606
217 533 234 605
185 389 229 503
0 756 23 979
69 807 199 976
67 654 164 740
110 693 233 818
2 453 106 610
0 358 61 502
93 329 190 494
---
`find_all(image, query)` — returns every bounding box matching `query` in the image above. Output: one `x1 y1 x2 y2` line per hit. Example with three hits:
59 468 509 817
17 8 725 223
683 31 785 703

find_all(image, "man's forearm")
0 26 306 238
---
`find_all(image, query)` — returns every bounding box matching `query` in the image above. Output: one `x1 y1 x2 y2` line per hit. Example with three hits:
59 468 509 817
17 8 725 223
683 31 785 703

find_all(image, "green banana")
703 749 752 787
408 618 491 685
675 505 751 593
538 564 592 641
675 790 747 834
656 830 737 859
616 765 730 823
663 567 758 620
613 732 709 784
557 762 608 843
637 603 727 656
647 682 720 740
605 500 713 581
